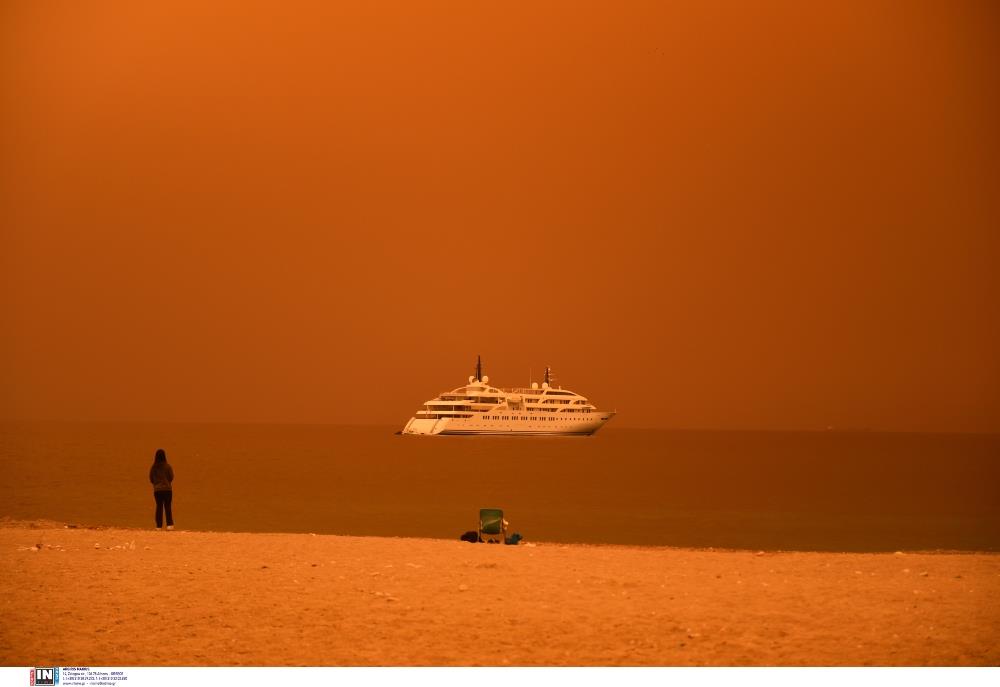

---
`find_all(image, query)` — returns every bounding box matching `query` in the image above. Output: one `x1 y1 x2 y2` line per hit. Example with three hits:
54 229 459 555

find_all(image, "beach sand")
2 520 998 666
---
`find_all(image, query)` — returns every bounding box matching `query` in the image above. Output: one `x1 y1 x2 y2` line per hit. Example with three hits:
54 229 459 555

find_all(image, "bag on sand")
460 530 523 545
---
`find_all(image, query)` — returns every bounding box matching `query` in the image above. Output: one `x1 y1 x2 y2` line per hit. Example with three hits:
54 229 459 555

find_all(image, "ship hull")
402 413 614 436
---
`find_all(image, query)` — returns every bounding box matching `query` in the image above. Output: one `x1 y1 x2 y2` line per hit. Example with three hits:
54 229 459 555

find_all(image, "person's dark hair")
154 448 167 463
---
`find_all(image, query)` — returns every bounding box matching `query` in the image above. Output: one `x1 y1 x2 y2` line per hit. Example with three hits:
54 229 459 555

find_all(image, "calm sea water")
1 422 997 552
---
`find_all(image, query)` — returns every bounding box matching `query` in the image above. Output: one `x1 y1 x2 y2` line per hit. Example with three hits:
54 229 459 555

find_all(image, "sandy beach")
2 519 998 666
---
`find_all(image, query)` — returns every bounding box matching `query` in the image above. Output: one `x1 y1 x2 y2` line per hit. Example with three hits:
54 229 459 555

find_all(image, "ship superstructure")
401 357 614 435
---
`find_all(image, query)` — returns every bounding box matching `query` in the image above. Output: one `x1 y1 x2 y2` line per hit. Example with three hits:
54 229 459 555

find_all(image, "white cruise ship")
401 357 615 436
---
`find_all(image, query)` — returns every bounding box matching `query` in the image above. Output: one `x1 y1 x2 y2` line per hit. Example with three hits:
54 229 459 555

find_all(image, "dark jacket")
149 462 174 492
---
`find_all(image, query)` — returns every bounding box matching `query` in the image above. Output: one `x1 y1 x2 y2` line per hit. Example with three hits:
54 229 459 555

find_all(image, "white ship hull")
402 412 615 436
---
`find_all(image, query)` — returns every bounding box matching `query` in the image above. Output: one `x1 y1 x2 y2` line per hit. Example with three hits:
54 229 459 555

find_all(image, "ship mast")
475 355 483 383
543 366 550 386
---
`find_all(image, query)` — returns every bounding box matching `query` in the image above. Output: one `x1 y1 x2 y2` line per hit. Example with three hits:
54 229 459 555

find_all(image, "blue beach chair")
478 508 507 544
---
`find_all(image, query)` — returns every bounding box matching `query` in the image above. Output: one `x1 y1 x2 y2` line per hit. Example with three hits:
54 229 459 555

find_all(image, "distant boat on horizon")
401 356 615 436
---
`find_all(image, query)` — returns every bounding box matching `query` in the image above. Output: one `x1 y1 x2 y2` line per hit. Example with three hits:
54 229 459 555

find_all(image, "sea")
1 422 997 552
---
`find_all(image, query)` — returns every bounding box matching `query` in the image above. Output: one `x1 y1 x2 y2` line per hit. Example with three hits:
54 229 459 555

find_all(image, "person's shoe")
166 525 174 531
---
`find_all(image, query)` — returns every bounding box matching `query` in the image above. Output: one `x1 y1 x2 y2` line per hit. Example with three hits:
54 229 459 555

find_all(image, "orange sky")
2 1 997 431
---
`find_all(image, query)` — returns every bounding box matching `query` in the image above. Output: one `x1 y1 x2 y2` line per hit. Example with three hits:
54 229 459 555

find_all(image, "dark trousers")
154 490 174 528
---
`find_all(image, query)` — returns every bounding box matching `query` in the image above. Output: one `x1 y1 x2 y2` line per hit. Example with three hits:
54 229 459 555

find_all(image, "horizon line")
1 418 997 436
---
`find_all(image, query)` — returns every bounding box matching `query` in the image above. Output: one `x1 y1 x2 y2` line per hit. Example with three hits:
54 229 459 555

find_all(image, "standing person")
149 448 175 530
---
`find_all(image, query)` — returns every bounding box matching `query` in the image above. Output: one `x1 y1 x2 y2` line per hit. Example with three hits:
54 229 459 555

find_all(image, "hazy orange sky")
2 1 997 431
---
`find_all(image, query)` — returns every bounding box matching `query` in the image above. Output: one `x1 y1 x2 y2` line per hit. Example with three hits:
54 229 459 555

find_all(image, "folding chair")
478 508 508 544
